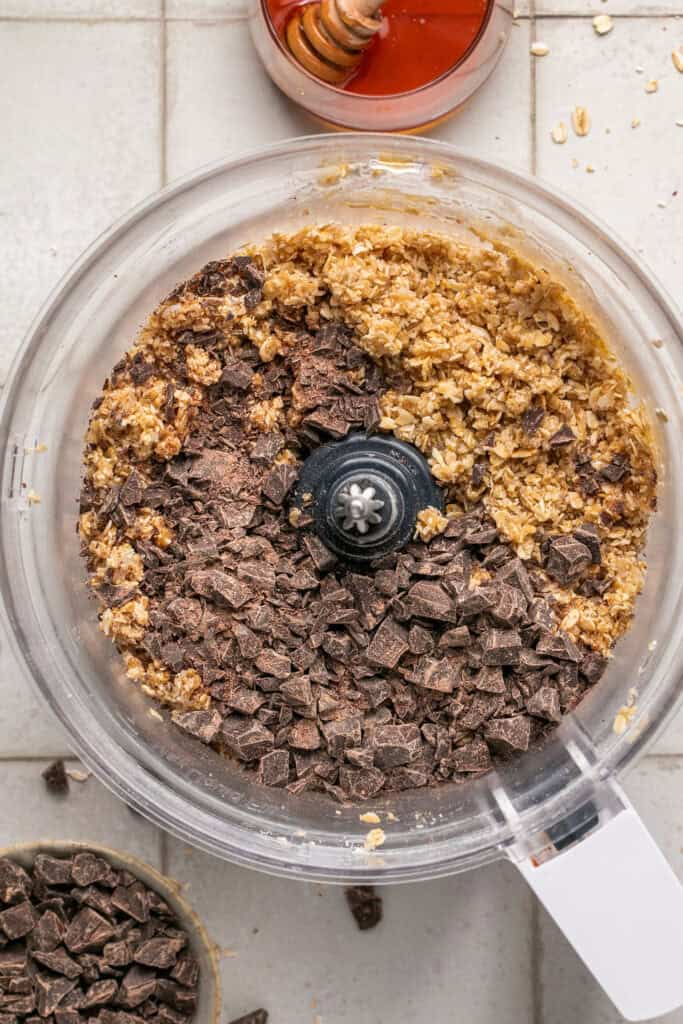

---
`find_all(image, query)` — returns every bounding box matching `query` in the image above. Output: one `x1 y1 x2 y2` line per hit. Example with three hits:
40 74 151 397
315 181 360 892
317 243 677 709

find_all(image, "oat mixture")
79 225 657 800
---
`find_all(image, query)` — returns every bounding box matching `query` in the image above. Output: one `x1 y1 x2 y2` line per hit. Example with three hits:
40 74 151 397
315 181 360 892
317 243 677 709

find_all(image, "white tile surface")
534 17 683 304
0 0 160 15
166 843 534 1024
536 0 680 16
166 18 310 181
0 760 163 863
0 633 70 758
166 0 247 16
538 757 683 1024
0 20 161 387
433 20 532 172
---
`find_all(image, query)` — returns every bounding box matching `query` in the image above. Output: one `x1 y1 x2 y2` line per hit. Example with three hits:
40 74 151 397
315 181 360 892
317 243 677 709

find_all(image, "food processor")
1 134 683 1021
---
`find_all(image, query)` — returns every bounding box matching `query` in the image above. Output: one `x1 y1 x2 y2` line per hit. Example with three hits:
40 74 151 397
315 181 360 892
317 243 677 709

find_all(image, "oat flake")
530 41 550 56
592 14 613 35
572 106 591 136
551 121 568 144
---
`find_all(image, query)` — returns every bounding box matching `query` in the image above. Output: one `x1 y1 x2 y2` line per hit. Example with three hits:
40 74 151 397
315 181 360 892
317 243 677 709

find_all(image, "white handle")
515 796 683 1021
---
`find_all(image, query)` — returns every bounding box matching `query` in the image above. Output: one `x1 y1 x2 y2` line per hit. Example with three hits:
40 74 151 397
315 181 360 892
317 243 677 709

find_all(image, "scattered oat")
592 13 613 35
363 827 386 852
657 200 667 208
631 118 641 128
149 707 164 721
572 106 591 136
571 157 579 168
672 49 683 74
648 640 658 651
218 948 239 959
676 119 683 127
530 41 550 56
651 339 664 348
24 443 48 454
613 689 638 735
359 811 381 825
66 768 92 783
386 812 398 822
551 121 568 144
655 408 669 422
586 165 596 173
645 79 658 94
26 489 41 505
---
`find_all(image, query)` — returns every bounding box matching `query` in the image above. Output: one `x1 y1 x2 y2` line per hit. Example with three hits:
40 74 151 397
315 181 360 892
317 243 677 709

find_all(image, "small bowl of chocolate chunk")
0 842 220 1024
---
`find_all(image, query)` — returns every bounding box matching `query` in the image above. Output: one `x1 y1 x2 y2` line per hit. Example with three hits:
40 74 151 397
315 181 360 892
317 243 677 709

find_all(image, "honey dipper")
285 0 384 84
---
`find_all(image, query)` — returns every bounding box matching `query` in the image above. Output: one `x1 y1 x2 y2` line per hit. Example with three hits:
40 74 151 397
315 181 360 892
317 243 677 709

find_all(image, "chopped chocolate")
447 737 492 773
0 903 37 941
227 1012 268 1024
34 974 77 1017
42 761 69 796
365 617 409 670
484 715 532 753
405 581 457 622
71 854 111 889
536 631 581 663
0 860 31 905
321 717 362 757
521 405 544 435
548 424 575 447
254 650 291 679
438 625 470 649
572 523 601 564
64 910 115 954
222 720 275 761
133 939 185 971
118 967 157 1009
32 911 66 952
344 887 382 931
261 464 298 505
544 534 592 585
338 766 385 801
482 629 521 666
171 710 222 745
600 452 631 483
526 686 561 722
372 724 421 769
257 750 290 787
288 719 321 751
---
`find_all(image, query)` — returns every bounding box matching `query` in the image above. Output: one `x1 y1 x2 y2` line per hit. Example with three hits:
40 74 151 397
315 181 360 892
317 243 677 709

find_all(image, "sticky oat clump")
79 224 657 743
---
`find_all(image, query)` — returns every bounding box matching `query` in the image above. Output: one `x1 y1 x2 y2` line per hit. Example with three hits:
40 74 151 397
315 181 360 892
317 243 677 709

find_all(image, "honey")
267 0 493 95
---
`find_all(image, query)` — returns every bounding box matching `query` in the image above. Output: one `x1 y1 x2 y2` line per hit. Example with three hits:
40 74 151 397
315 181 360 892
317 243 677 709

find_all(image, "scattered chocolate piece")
0 903 37 941
484 716 532 753
548 425 575 447
521 406 544 435
171 710 222 745
344 886 382 930
42 761 69 796
261 464 298 505
482 629 521 666
365 617 409 670
580 650 608 684
573 523 601 564
227 1012 268 1024
600 452 630 483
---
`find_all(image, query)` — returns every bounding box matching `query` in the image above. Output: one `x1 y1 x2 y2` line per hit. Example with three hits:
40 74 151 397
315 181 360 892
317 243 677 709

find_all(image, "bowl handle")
509 783 683 1021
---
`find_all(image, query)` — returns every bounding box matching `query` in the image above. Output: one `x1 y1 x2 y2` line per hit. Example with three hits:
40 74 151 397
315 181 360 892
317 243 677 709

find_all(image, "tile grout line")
160 0 168 188
0 11 679 23
530 0 538 178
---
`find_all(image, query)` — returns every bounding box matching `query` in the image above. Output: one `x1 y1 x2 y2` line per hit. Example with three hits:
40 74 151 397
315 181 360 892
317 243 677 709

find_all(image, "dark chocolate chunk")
521 405 544 435
261 464 298 505
119 471 145 508
405 582 457 622
338 767 385 801
257 750 290 788
102 942 134 968
0 902 37 941
118 967 157 1009
321 718 362 757
526 686 561 722
31 946 80 978
372 725 421 769
548 425 575 447
80 980 118 1011
580 650 608 684
133 939 184 970
600 452 630 483
34 856 73 888
485 582 527 628
254 650 291 679
344 887 382 931
64 909 115 953
484 715 532 753
288 720 321 751
365 618 409 670
186 569 249 610
169 956 199 990
456 588 493 617
482 629 521 666
496 558 534 602
407 624 434 655
472 665 506 694
572 523 601 564
249 433 284 465
301 535 337 572
221 720 274 761
34 973 77 1017
545 535 592 585
438 625 470 649
536 631 581 663
71 854 111 889
155 981 196 1015
226 1012 268 1024
0 946 28 976
447 737 492 773
171 710 222 745
42 761 69 796
110 885 149 926
0 860 31 905
32 910 66 952
220 359 253 392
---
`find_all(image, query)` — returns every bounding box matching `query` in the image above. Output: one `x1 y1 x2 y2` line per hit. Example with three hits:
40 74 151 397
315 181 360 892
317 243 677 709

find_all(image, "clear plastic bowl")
2 134 683 884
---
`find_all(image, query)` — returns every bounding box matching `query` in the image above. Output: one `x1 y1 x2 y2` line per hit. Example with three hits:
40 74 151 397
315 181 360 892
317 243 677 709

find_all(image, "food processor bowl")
2 134 683 1020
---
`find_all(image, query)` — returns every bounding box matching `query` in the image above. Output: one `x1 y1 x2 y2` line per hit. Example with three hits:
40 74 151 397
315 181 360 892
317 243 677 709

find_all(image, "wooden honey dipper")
285 0 384 84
